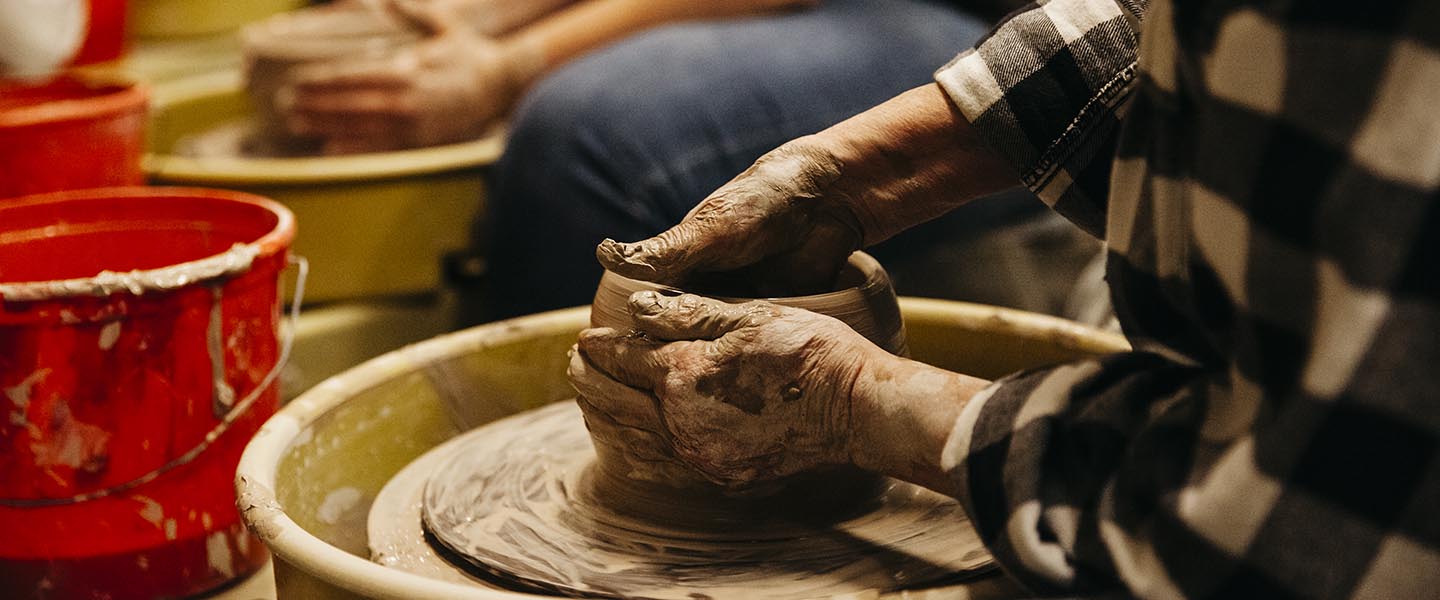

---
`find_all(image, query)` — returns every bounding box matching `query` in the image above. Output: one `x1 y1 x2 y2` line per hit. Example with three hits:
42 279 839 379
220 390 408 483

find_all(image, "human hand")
569 291 888 488
596 84 1023 294
595 140 867 296
278 1 534 154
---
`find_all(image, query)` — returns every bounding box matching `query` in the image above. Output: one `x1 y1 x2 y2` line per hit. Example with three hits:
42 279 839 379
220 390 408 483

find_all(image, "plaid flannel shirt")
933 0 1440 597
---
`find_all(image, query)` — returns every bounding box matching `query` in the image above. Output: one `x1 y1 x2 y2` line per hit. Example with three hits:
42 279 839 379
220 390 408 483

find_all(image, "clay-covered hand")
595 140 866 296
569 291 887 488
279 2 530 154
597 84 1024 295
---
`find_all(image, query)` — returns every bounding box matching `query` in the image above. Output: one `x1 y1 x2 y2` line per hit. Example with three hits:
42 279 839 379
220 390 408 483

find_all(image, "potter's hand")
280 2 533 154
596 140 865 296
596 84 1022 296
570 292 881 488
570 291 992 496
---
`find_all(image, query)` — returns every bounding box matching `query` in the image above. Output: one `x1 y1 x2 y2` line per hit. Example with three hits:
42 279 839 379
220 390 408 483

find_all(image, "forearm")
803 83 1021 245
847 353 990 497
498 0 814 87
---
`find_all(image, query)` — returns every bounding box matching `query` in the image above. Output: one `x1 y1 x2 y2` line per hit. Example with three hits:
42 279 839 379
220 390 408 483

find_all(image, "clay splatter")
206 531 236 579
417 402 994 600
30 400 109 473
5 368 48 427
135 495 165 528
318 487 363 526
98 321 122 350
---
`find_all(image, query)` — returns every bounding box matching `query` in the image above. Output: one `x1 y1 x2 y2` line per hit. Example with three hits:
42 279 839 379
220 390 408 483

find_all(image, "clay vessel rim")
600 251 890 306
240 8 421 60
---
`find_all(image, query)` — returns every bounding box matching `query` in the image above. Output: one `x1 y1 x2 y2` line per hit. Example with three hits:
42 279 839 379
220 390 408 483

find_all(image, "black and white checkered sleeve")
937 0 1440 598
934 0 1144 238
940 353 1214 595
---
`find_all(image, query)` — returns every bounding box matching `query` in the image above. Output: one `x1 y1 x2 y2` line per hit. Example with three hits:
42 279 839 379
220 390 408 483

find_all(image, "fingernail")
630 290 664 315
597 238 628 264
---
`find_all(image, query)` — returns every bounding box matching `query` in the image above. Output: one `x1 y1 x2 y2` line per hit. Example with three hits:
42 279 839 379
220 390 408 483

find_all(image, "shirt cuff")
933 0 1141 237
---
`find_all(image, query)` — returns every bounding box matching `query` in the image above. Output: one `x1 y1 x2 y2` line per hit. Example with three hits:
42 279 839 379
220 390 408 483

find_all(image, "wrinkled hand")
568 291 889 488
595 141 866 296
279 2 526 154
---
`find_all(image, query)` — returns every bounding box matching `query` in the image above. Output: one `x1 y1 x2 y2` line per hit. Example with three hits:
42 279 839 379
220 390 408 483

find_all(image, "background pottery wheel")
144 71 504 303
173 117 316 158
418 401 994 599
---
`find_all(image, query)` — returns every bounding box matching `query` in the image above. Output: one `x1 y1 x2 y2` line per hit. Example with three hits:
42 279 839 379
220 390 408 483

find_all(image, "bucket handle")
0 256 309 508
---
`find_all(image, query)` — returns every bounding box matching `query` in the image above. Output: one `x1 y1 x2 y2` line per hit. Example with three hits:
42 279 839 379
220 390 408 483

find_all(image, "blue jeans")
476 0 1041 320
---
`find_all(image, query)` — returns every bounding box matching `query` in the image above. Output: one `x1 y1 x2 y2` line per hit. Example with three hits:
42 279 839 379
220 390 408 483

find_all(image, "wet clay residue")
416 401 994 600
172 119 322 159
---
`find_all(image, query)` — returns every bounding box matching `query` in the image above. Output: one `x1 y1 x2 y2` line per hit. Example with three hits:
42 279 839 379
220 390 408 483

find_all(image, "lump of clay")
582 251 906 502
240 5 422 155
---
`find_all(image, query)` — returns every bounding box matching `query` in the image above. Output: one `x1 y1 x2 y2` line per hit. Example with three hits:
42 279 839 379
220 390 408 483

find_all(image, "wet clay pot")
582 252 906 518
240 5 420 153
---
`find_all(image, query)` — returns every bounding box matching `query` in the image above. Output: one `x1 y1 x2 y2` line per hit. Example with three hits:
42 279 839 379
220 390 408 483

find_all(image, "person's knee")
495 57 664 207
500 73 604 177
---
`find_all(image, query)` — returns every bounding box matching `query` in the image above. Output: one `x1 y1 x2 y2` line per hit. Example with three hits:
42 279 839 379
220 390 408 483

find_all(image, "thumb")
628 292 782 341
596 215 731 285
597 201 781 284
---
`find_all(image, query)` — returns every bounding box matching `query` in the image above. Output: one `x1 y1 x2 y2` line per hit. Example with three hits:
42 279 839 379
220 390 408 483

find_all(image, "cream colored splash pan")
236 299 1128 599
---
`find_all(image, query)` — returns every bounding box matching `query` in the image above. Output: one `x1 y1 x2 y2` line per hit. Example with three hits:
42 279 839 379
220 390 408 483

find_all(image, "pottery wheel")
418 401 993 599
172 119 322 158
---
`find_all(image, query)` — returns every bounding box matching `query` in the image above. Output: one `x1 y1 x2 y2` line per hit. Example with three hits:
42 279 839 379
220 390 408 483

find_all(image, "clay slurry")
419 401 995 599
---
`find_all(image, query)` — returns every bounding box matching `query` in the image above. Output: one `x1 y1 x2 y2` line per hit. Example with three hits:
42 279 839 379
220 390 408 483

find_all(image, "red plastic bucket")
0 187 299 599
0 76 147 199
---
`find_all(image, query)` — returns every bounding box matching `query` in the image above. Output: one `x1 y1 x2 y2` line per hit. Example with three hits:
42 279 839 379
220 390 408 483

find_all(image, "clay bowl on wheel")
583 251 907 513
240 4 422 153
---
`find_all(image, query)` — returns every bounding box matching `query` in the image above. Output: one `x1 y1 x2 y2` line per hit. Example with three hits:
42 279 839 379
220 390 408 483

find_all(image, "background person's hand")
570 291 885 488
278 1 534 154
595 140 868 296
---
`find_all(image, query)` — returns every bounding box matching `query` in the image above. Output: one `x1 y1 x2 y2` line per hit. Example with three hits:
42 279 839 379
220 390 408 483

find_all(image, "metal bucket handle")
0 255 309 508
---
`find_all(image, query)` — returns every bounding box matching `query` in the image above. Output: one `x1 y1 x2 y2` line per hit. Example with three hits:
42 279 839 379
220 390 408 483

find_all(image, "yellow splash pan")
129 0 307 38
236 299 1128 599
144 71 505 303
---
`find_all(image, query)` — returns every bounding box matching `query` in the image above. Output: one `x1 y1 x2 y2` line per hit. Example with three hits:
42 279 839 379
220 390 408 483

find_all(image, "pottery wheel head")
417 401 993 600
